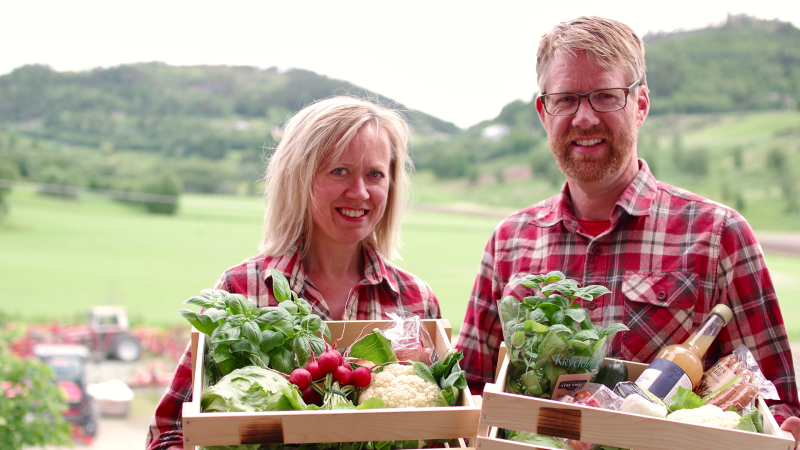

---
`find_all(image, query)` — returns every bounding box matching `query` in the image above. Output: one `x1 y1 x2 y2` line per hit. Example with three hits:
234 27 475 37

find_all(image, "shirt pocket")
620 271 699 362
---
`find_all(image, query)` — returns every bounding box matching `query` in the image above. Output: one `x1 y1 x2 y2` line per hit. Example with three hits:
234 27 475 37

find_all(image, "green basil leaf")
279 302 299 315
308 335 327 360
260 329 285 351
226 295 250 315
269 346 295 374
599 323 630 338
499 296 522 323
183 296 216 309
541 283 572 297
293 333 311 367
574 285 612 300
299 314 322 333
317 320 331 340
543 271 565 283
205 308 228 323
573 329 600 340
177 309 216 335
564 308 586 323
270 269 293 303
254 308 294 332
242 320 261 347
295 298 312 314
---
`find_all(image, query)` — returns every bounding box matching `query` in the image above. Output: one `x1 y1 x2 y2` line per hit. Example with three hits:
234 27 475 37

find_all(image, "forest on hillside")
0 14 799 224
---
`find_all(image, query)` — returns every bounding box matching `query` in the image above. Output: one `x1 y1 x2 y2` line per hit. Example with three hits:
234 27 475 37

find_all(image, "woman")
146 96 440 449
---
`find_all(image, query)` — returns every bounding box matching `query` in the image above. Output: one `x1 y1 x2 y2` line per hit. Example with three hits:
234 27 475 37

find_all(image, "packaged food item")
618 393 668 418
614 381 668 408
694 344 779 413
381 310 438 364
559 383 623 410
634 304 732 404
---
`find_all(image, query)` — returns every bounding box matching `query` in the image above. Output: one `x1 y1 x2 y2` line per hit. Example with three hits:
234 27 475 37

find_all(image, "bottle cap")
711 304 733 325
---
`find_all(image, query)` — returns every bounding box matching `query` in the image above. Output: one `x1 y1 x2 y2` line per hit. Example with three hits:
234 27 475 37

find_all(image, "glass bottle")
634 304 733 403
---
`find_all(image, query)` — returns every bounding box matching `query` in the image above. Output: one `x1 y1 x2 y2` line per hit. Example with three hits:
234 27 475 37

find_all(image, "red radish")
332 365 352 385
306 361 323 380
302 385 321 405
317 350 340 374
351 366 371 388
288 368 312 391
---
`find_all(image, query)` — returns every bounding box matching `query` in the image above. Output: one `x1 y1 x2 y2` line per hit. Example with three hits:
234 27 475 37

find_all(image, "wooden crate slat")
479 343 794 450
185 319 480 447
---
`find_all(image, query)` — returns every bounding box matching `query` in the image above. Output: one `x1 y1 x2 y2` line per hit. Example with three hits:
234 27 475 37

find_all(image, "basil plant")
498 271 628 398
178 269 330 384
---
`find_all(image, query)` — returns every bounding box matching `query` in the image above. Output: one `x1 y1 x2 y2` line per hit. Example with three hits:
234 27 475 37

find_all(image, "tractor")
13 306 143 362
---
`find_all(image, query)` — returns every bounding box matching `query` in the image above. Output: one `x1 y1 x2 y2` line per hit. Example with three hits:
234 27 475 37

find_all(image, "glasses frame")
539 78 642 116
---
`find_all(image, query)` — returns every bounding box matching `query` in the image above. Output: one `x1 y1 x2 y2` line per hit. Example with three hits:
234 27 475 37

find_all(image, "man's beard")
549 119 638 183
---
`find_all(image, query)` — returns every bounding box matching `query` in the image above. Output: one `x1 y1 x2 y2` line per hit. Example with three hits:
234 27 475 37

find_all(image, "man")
454 16 800 444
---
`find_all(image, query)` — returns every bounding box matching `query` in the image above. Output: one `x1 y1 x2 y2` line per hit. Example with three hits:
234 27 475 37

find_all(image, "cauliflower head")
358 363 440 408
666 405 741 429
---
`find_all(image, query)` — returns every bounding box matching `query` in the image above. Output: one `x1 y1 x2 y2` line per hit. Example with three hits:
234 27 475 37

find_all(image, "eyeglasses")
539 79 641 116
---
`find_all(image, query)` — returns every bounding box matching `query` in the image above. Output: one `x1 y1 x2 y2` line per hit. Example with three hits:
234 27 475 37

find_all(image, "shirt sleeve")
716 213 800 422
145 343 193 450
455 230 505 391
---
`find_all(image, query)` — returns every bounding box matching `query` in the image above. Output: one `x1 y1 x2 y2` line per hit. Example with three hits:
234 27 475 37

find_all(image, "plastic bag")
694 344 779 413
381 310 438 365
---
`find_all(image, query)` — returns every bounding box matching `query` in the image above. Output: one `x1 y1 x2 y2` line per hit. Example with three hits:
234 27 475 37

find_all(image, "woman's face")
308 124 392 251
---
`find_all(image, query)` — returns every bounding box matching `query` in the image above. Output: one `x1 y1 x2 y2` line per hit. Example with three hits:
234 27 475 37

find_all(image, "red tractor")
34 343 98 445
13 306 143 362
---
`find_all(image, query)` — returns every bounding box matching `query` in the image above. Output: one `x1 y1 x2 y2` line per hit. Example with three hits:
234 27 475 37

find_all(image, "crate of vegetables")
178 272 479 450
475 345 794 450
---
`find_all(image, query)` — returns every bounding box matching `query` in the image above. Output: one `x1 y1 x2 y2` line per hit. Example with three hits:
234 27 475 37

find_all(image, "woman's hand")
780 416 800 449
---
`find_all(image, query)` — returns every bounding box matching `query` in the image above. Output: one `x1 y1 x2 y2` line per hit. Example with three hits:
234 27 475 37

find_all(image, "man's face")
536 52 649 184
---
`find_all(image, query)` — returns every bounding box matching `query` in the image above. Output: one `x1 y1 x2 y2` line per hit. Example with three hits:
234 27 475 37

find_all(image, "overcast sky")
3 0 798 129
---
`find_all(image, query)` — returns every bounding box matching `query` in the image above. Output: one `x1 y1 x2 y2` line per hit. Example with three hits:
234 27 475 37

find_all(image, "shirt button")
657 291 667 301
586 301 597 310
592 246 602 255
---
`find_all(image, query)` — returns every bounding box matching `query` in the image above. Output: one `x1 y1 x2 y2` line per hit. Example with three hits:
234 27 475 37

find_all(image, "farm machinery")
11 306 143 362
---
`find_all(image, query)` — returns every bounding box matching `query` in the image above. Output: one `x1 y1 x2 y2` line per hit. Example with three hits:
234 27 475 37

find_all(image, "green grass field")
1 188 799 340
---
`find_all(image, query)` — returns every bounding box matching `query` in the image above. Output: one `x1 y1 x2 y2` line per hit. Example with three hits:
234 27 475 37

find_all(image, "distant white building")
481 124 509 142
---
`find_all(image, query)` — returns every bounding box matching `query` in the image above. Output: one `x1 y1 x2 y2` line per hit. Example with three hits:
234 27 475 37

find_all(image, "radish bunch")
288 349 372 406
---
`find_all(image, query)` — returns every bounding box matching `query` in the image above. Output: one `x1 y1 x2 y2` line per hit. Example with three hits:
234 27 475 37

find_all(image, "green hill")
1 14 799 227
645 14 800 114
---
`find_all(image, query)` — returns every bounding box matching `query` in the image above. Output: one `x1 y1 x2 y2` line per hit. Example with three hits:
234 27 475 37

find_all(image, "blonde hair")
259 96 411 260
537 16 647 93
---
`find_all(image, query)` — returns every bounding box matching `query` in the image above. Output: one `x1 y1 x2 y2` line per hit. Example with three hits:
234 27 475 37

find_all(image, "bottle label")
635 358 693 404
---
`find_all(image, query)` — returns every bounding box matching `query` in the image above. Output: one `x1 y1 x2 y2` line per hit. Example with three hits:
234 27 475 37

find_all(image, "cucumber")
593 360 629 389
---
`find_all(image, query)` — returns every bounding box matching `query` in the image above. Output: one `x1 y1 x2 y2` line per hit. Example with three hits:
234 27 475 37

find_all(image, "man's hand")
780 416 800 449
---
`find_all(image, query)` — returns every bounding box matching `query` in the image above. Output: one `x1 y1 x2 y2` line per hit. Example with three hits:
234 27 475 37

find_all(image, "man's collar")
528 159 657 227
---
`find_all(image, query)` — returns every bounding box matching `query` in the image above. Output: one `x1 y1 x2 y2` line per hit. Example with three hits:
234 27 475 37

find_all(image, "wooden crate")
183 319 480 449
476 344 795 450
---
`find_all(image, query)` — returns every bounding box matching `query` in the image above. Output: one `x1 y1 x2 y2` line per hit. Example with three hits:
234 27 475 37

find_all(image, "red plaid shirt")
146 240 440 449
455 159 799 422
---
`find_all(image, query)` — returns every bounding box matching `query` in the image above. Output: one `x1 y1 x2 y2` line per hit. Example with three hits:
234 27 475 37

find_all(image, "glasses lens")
544 94 580 115
589 89 627 112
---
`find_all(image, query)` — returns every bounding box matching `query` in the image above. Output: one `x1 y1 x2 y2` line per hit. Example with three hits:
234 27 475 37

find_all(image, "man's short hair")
537 16 647 93
259 96 411 260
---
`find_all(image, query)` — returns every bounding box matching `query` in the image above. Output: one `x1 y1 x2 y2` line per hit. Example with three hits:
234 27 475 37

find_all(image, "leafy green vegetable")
412 349 468 406
178 270 331 382
667 387 706 413
499 271 628 398
503 430 569 448
200 366 293 413
349 329 398 365
737 408 764 433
